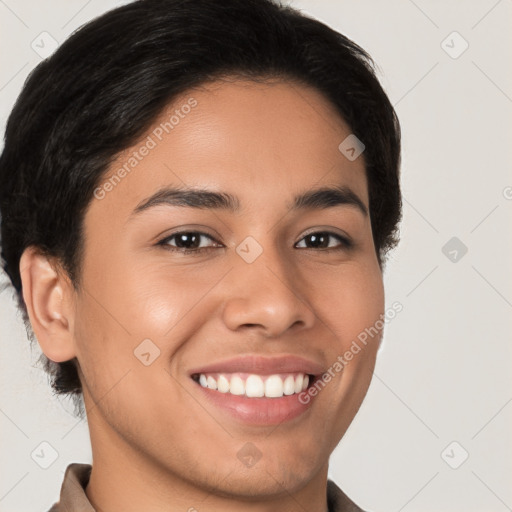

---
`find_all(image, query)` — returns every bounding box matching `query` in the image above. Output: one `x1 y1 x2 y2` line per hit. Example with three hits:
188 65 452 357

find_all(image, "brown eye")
295 231 352 251
158 231 222 254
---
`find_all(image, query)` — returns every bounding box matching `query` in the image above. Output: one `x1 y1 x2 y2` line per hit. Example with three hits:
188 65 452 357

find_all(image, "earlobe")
19 247 77 363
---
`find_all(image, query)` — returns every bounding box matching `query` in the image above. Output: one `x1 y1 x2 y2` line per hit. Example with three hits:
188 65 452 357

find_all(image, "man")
0 1 401 510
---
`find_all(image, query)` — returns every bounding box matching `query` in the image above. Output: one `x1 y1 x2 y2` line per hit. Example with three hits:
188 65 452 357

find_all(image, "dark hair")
0 0 401 412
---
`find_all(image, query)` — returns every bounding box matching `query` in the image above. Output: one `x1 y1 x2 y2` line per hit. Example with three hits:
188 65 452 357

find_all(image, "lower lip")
194 379 317 426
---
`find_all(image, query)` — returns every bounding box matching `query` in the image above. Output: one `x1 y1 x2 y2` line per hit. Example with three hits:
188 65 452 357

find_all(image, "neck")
85 411 330 512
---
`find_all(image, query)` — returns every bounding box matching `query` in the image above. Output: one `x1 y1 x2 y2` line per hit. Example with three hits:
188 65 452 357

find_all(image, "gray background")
1 1 511 511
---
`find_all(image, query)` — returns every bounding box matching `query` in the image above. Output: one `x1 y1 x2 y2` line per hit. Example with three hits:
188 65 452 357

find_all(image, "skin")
20 78 384 512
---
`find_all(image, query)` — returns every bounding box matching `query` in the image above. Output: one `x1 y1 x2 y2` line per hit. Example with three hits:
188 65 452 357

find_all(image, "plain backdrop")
1 1 511 511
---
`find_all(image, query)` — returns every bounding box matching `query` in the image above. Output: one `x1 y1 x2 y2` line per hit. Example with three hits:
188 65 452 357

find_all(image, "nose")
220 245 317 338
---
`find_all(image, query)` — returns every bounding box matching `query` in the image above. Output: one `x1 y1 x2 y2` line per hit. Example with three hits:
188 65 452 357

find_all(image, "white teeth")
197 372 311 398
245 375 265 397
264 375 284 398
283 375 295 395
294 374 304 394
230 375 245 395
206 376 217 390
217 374 230 393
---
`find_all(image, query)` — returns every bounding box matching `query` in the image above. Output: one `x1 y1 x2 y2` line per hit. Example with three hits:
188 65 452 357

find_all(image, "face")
73 78 384 497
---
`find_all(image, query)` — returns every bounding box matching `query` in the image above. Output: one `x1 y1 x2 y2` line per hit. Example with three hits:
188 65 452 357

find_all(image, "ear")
19 246 77 363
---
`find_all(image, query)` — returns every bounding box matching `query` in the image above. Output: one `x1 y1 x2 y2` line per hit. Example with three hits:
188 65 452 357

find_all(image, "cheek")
310 259 384 412
81 254 204 343
347 269 384 341
73 293 179 442
72 298 131 396
314 260 384 344
72 259 222 404
119 266 223 351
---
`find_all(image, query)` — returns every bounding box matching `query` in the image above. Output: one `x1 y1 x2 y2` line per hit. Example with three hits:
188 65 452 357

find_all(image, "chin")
204 464 317 500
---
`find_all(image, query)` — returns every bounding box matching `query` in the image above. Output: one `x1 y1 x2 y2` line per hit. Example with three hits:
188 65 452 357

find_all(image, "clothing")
48 463 367 512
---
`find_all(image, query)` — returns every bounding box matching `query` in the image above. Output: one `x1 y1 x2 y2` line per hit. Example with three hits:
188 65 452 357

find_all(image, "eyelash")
157 230 353 255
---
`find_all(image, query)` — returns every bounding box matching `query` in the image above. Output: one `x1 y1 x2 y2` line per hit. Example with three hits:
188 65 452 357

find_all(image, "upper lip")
188 354 325 377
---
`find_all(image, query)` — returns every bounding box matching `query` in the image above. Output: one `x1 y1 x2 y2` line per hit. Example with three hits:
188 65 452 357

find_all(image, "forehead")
88 78 368 224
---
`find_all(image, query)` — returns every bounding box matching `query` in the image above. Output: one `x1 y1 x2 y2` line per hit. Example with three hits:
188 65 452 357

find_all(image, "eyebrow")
129 184 368 220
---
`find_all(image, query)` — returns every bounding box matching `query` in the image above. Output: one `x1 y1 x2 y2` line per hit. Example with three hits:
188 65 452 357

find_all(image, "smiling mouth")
191 372 316 398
